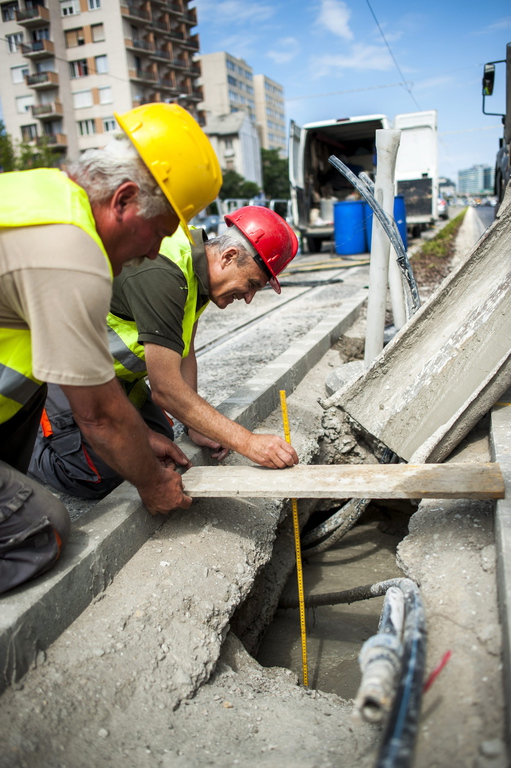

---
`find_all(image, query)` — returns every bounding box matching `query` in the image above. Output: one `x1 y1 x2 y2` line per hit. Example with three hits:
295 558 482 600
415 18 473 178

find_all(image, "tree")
0 121 60 172
220 169 260 200
261 148 289 200
0 121 16 173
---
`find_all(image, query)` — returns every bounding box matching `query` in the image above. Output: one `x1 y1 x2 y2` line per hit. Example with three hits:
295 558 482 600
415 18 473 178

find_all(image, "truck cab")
482 43 511 206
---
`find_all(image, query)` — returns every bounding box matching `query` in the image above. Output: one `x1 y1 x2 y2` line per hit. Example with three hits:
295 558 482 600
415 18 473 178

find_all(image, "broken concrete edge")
490 386 511 748
0 287 368 694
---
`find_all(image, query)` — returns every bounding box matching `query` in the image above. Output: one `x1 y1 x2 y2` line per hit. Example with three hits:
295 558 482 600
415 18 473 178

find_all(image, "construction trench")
0 201 510 768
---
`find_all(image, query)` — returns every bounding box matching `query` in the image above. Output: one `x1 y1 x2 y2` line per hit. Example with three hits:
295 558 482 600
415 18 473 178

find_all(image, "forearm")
63 381 170 492
152 378 251 455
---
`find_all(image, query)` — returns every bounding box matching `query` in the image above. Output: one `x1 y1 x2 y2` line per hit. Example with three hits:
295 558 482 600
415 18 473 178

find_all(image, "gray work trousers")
29 382 174 500
0 465 70 595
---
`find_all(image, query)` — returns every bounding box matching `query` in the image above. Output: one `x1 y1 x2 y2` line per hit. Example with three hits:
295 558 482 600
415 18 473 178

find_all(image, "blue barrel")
364 195 408 250
334 201 367 255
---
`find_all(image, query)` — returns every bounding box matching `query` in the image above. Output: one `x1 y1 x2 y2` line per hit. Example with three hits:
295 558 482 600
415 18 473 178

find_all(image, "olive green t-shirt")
110 228 210 357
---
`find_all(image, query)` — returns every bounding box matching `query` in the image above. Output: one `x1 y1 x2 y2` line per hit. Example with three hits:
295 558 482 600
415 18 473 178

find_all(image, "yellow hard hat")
114 103 222 241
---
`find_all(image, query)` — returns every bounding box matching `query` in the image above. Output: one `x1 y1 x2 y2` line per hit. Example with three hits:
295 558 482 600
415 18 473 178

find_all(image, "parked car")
189 199 227 237
437 196 449 220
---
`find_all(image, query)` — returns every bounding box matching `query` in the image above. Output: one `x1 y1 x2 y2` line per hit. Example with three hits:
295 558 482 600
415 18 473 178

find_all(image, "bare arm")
61 378 192 514
180 327 229 460
145 342 298 468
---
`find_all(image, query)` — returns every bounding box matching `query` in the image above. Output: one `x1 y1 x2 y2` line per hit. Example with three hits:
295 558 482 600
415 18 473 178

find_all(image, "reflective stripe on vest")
0 169 112 425
108 227 209 384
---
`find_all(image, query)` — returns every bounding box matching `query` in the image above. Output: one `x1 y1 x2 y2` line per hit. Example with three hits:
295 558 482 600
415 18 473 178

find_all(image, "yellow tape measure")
280 390 308 687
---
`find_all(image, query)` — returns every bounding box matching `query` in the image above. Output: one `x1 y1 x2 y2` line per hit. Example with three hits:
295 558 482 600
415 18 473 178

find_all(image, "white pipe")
388 246 407 329
364 129 401 367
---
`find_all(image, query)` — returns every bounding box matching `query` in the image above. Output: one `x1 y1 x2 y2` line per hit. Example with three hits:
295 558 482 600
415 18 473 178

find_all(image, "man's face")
209 251 267 309
118 209 180 271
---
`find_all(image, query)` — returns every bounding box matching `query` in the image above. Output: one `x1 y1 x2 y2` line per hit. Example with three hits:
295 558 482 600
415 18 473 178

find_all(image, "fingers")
211 446 230 461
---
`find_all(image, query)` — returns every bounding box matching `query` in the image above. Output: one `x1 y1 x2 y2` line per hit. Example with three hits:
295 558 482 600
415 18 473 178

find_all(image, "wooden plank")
182 463 505 500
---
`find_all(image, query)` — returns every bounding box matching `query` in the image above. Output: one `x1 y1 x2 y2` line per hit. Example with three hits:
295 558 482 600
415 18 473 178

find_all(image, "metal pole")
365 130 402 367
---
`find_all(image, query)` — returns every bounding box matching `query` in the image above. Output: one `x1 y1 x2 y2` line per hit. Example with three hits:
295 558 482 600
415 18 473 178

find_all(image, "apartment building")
198 51 255 122
253 74 286 157
0 0 202 161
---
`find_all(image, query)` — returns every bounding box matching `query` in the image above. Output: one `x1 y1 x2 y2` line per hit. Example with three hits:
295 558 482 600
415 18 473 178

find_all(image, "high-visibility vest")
0 169 111 425
107 227 209 388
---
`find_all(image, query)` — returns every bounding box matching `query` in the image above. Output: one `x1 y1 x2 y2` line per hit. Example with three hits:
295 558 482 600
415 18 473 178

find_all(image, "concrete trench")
0 212 509 767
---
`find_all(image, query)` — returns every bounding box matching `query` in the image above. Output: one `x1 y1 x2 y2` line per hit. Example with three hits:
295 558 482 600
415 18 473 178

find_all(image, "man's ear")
111 181 140 221
219 247 238 269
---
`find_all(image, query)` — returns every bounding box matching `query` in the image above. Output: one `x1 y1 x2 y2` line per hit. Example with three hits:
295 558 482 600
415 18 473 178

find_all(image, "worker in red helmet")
29 207 300 500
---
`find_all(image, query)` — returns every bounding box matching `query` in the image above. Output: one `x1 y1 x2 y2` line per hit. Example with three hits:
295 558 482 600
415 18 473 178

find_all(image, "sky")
192 0 511 183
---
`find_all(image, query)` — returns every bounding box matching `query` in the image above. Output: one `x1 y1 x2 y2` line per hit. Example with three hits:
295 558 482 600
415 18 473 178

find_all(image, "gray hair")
68 135 172 219
207 232 251 266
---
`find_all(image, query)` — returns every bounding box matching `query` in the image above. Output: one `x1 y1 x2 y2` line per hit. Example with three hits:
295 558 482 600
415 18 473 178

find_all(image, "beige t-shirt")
0 223 115 387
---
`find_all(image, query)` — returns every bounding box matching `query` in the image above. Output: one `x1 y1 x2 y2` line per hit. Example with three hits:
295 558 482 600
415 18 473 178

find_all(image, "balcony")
125 37 154 53
26 70 59 89
159 77 178 92
15 5 50 27
168 3 183 13
171 57 187 69
167 28 184 41
129 68 158 84
182 33 199 51
120 4 151 22
182 8 197 26
31 101 63 120
151 48 171 61
21 39 55 60
151 19 169 32
37 133 67 148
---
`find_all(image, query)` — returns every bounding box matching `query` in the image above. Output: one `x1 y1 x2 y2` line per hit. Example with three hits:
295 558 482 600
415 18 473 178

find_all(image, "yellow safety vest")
107 227 209 391
0 169 111 424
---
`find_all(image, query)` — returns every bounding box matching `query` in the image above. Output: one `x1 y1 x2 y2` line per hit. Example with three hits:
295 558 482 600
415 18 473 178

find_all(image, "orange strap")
40 408 53 438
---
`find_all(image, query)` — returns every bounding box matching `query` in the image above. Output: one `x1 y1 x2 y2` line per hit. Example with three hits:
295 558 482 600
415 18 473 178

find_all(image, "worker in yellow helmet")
0 103 222 594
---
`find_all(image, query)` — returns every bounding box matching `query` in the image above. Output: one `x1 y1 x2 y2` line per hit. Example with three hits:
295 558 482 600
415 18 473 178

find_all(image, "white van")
289 110 438 252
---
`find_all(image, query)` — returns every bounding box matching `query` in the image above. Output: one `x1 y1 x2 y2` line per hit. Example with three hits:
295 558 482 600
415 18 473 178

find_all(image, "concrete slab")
322 200 511 464
490 386 511 746
0 288 367 694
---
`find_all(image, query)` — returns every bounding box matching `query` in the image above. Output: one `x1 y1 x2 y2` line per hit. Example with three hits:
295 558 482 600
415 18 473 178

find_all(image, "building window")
98 86 112 104
60 0 80 16
103 117 116 132
65 28 85 47
6 32 23 53
227 75 237 87
77 118 96 136
69 59 88 78
16 94 34 114
21 124 37 142
88 0 100 9
94 54 108 74
2 2 19 22
11 64 29 84
226 59 236 72
73 89 92 108
31 27 49 42
36 59 55 73
91 23 104 42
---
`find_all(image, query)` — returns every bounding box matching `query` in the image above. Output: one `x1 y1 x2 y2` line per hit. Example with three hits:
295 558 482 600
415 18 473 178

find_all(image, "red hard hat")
224 206 299 294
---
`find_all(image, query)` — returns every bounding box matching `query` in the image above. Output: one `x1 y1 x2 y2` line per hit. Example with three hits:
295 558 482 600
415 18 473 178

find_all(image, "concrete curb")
0 287 368 693
490 386 511 746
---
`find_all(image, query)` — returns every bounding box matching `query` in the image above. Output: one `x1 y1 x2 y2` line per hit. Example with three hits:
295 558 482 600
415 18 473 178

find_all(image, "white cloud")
483 16 511 31
192 0 275 26
311 43 393 77
316 0 353 41
267 37 300 64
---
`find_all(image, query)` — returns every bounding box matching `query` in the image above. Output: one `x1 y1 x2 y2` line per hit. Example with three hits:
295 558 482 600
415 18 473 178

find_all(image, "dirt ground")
0 210 507 768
